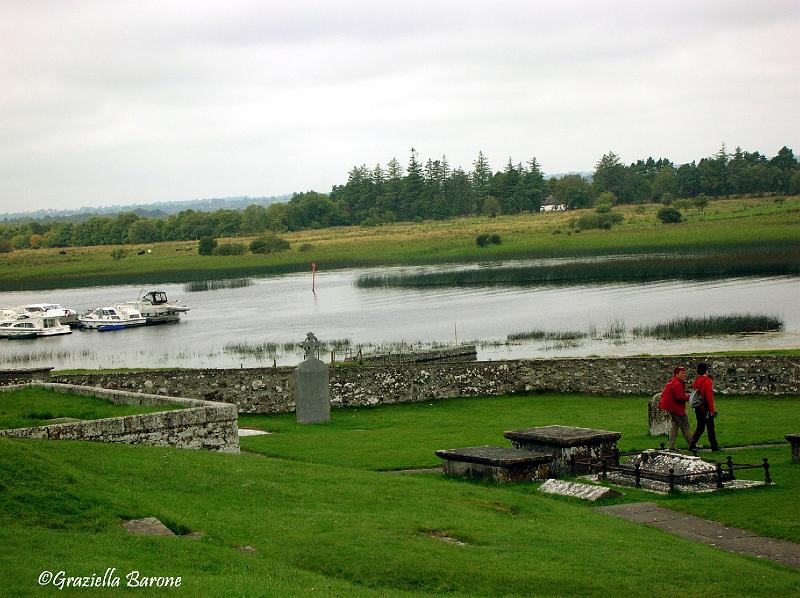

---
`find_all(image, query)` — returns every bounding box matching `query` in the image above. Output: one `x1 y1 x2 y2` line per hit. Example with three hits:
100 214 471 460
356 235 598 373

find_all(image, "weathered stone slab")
505 425 621 446
238 428 270 437
539 479 620 501
43 417 82 425
294 357 330 424
435 446 552 483
504 425 621 477
649 393 670 436
786 433 800 462
123 517 176 537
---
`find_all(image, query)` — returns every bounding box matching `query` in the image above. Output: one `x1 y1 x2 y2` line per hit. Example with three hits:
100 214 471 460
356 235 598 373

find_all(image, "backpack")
689 388 705 408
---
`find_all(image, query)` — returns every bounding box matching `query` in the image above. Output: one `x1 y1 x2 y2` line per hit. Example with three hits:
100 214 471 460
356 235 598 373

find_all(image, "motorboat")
21 303 80 327
125 290 190 324
0 315 72 339
79 306 147 331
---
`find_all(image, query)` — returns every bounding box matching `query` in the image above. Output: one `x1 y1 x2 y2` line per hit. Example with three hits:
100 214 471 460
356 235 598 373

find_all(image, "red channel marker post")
311 262 317 293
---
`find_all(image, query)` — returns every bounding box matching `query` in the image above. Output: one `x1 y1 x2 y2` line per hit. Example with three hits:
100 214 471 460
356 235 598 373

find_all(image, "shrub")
694 194 710 212
657 207 683 224
213 243 246 256
250 235 290 254
595 203 612 214
660 192 674 206
198 236 218 256
475 234 502 247
482 196 501 218
298 243 314 252
0 239 12 253
110 247 127 261
575 211 624 230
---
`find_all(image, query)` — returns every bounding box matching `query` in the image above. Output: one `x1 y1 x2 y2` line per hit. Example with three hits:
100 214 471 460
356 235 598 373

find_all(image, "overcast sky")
1 0 798 212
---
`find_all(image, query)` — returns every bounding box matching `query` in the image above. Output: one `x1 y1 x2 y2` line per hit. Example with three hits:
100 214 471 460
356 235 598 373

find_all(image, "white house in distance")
540 195 567 212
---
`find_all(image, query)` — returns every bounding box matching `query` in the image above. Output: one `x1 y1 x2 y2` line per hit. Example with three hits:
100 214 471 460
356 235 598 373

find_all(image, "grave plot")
573 449 772 494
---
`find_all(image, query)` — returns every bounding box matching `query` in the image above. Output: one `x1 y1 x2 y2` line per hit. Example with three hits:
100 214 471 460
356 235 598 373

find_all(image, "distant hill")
0 195 291 222
545 171 593 180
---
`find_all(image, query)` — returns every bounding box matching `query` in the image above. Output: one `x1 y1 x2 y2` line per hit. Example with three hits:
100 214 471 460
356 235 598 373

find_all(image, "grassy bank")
0 387 180 430
0 196 798 290
3 391 800 596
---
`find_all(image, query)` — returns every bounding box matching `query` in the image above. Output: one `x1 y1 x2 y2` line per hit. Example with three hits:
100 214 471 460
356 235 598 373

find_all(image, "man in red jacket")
658 366 693 451
689 362 719 451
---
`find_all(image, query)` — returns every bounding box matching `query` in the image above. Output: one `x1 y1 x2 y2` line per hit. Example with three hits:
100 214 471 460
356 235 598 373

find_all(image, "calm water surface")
0 264 798 369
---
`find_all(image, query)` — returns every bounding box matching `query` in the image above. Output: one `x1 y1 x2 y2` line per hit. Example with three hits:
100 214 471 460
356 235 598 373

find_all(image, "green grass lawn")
238 394 800 470
1 392 799 596
0 388 182 430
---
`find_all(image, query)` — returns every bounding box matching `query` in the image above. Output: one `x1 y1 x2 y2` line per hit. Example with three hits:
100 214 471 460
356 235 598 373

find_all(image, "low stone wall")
46 356 800 415
0 383 239 453
0 368 52 385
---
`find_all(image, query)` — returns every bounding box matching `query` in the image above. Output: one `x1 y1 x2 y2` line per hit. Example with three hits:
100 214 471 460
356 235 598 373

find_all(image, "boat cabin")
142 291 169 305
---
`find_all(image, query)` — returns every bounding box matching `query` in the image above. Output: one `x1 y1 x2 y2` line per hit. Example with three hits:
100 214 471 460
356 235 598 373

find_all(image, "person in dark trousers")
658 366 693 451
689 362 719 451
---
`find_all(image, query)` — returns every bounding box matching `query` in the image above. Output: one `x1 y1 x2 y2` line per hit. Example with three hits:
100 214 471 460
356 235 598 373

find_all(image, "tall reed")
184 278 252 292
355 244 800 288
632 314 783 339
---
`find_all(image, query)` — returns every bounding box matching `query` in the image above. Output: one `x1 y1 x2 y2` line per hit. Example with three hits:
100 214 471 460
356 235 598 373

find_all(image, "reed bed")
632 314 783 339
0 348 96 365
224 338 352 358
183 278 252 292
507 329 586 341
355 244 800 288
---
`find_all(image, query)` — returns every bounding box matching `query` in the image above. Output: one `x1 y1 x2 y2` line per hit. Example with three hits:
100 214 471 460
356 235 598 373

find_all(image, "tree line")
0 144 797 252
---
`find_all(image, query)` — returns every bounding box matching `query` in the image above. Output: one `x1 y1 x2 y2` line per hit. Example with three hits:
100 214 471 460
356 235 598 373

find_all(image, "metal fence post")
715 462 724 489
635 463 641 488
668 467 675 493
763 458 772 484
726 455 735 481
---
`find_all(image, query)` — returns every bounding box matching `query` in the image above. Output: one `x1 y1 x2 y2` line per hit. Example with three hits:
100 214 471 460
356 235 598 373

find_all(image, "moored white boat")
0 315 72 339
125 290 190 324
79 306 147 331
21 303 80 327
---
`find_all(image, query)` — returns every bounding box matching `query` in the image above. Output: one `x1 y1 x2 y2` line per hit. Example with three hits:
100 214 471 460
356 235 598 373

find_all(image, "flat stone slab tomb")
435 446 552 483
504 425 621 477
539 479 620 501
786 433 800 462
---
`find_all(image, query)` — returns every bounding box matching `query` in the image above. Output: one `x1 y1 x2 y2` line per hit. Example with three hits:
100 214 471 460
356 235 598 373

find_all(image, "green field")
0 388 181 430
1 196 798 290
2 392 799 596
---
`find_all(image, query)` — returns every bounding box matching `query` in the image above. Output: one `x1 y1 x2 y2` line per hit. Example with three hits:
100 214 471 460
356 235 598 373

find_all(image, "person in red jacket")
658 366 693 451
689 362 719 451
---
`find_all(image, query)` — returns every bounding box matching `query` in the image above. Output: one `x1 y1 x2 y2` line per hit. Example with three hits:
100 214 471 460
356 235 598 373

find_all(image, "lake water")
1 262 798 370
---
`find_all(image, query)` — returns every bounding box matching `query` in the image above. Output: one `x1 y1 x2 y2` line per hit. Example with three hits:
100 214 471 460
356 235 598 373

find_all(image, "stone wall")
0 383 239 453
47 356 800 415
0 368 52 385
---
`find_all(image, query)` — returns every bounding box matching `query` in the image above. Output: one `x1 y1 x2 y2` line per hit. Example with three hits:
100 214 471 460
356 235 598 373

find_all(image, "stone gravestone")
648 392 670 436
294 332 330 424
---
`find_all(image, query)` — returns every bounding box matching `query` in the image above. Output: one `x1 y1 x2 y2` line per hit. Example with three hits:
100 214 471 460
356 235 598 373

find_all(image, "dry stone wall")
46 356 800 415
0 383 239 452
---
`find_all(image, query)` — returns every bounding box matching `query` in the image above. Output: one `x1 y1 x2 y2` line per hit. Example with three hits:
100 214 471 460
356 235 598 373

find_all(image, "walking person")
689 363 719 451
658 366 693 451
